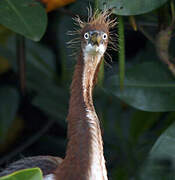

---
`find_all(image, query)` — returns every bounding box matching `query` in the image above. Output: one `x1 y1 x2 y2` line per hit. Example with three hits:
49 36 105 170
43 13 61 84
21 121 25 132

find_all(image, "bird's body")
0 9 116 180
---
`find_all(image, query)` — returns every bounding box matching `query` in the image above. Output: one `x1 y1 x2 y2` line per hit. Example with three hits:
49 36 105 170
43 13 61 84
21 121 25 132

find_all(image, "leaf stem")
129 16 137 31
118 16 125 90
170 0 175 23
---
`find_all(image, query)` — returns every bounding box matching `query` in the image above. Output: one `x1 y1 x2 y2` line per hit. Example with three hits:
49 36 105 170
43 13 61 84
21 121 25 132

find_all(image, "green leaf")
26 41 56 81
130 111 161 144
139 122 175 180
0 0 47 41
118 16 125 90
0 86 19 143
105 62 175 112
100 0 168 15
0 38 57 90
0 168 42 180
150 122 175 159
32 84 68 123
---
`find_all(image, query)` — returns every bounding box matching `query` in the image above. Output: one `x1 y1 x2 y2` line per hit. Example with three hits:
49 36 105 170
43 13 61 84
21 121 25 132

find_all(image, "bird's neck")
55 51 107 180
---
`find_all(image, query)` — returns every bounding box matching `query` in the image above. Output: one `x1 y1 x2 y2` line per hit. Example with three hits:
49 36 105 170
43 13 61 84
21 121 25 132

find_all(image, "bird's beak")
91 33 102 46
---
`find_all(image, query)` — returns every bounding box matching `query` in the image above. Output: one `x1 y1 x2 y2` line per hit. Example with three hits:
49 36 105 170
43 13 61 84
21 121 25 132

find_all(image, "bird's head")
68 9 117 59
81 25 109 56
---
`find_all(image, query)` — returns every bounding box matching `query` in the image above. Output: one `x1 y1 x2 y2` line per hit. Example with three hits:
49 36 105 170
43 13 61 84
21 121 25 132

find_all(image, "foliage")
99 0 168 15
0 0 175 180
105 61 175 112
0 168 42 180
0 0 47 41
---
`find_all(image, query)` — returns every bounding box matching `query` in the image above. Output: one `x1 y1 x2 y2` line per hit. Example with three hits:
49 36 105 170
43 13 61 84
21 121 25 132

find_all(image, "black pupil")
85 34 88 38
103 34 106 39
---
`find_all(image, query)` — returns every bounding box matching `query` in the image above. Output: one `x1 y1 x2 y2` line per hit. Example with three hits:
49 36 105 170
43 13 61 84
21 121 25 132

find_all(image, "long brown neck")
55 51 107 180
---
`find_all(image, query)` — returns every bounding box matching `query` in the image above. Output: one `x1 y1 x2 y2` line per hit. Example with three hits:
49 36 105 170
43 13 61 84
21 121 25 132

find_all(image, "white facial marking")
44 174 55 180
83 43 106 58
98 44 106 54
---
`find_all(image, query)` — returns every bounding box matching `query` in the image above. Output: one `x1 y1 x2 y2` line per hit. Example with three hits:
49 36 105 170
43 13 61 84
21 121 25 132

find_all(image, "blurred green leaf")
100 0 168 15
0 0 47 41
139 122 175 180
130 111 161 144
0 44 18 71
0 25 13 45
0 86 19 143
105 62 175 112
0 38 57 91
32 84 68 124
139 159 175 180
0 168 42 180
113 166 128 180
25 41 57 90
150 122 175 159
27 42 56 77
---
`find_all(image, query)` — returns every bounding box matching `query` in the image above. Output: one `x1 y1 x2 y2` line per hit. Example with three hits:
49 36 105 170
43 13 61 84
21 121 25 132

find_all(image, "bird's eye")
84 32 89 39
103 33 108 40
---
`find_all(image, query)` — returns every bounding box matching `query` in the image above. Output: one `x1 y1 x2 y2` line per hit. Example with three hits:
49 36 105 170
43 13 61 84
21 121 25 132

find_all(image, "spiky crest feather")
67 8 117 57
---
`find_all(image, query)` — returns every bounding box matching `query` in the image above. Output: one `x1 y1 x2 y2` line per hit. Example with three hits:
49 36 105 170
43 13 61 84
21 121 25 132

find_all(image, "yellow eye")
84 32 89 39
103 33 107 40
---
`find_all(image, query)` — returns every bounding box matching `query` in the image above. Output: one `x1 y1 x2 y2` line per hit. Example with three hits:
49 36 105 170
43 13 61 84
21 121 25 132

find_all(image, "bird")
0 8 116 180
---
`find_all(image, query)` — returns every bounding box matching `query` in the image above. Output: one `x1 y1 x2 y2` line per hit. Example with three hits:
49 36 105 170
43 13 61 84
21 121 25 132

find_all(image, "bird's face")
81 30 108 56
